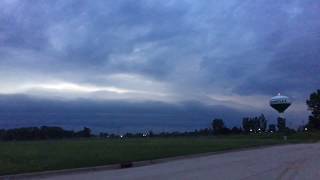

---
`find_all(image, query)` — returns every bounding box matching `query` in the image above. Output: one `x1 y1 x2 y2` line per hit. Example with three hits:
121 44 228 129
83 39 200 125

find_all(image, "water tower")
270 93 291 132
270 93 291 117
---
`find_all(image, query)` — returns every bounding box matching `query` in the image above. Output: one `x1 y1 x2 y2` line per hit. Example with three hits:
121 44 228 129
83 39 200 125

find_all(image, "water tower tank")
270 93 291 113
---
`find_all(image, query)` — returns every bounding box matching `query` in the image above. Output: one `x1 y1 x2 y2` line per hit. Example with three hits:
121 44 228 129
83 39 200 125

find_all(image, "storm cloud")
0 0 319 131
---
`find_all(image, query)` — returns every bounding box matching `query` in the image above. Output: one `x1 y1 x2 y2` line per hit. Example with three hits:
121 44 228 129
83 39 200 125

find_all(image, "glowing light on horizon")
0 80 170 101
27 82 131 94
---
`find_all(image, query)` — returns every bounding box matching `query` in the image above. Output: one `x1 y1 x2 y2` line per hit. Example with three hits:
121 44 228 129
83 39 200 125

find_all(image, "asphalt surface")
36 143 320 180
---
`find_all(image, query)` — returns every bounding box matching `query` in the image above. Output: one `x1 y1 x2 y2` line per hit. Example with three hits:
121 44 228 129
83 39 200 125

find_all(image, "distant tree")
83 127 91 137
211 118 225 134
148 130 154 137
199 128 211 136
259 114 267 132
252 117 260 131
242 115 268 133
40 126 72 139
231 126 242 134
268 124 276 132
306 89 320 130
221 127 231 135
0 129 5 140
99 132 109 138
242 117 251 133
0 126 76 141
75 127 92 137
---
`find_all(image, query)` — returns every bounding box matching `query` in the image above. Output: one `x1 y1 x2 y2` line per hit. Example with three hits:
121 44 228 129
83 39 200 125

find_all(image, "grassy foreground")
0 133 319 175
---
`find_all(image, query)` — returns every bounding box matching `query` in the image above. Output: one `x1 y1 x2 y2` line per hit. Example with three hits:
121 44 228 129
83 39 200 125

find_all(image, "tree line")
0 126 91 141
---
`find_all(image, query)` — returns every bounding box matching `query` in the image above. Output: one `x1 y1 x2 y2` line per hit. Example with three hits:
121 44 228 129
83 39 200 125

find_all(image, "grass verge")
0 133 318 175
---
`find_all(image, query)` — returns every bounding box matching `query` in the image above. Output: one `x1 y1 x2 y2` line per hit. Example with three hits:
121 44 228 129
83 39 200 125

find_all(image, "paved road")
38 143 320 180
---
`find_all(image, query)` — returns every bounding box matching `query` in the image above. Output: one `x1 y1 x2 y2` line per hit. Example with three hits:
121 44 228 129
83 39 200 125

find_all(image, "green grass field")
0 133 319 175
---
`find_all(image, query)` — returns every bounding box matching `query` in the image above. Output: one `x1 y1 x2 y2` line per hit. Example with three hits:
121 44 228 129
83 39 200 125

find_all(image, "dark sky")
0 0 319 132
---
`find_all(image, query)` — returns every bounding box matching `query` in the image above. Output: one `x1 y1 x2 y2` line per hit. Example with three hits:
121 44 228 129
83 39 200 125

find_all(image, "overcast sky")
0 0 319 132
